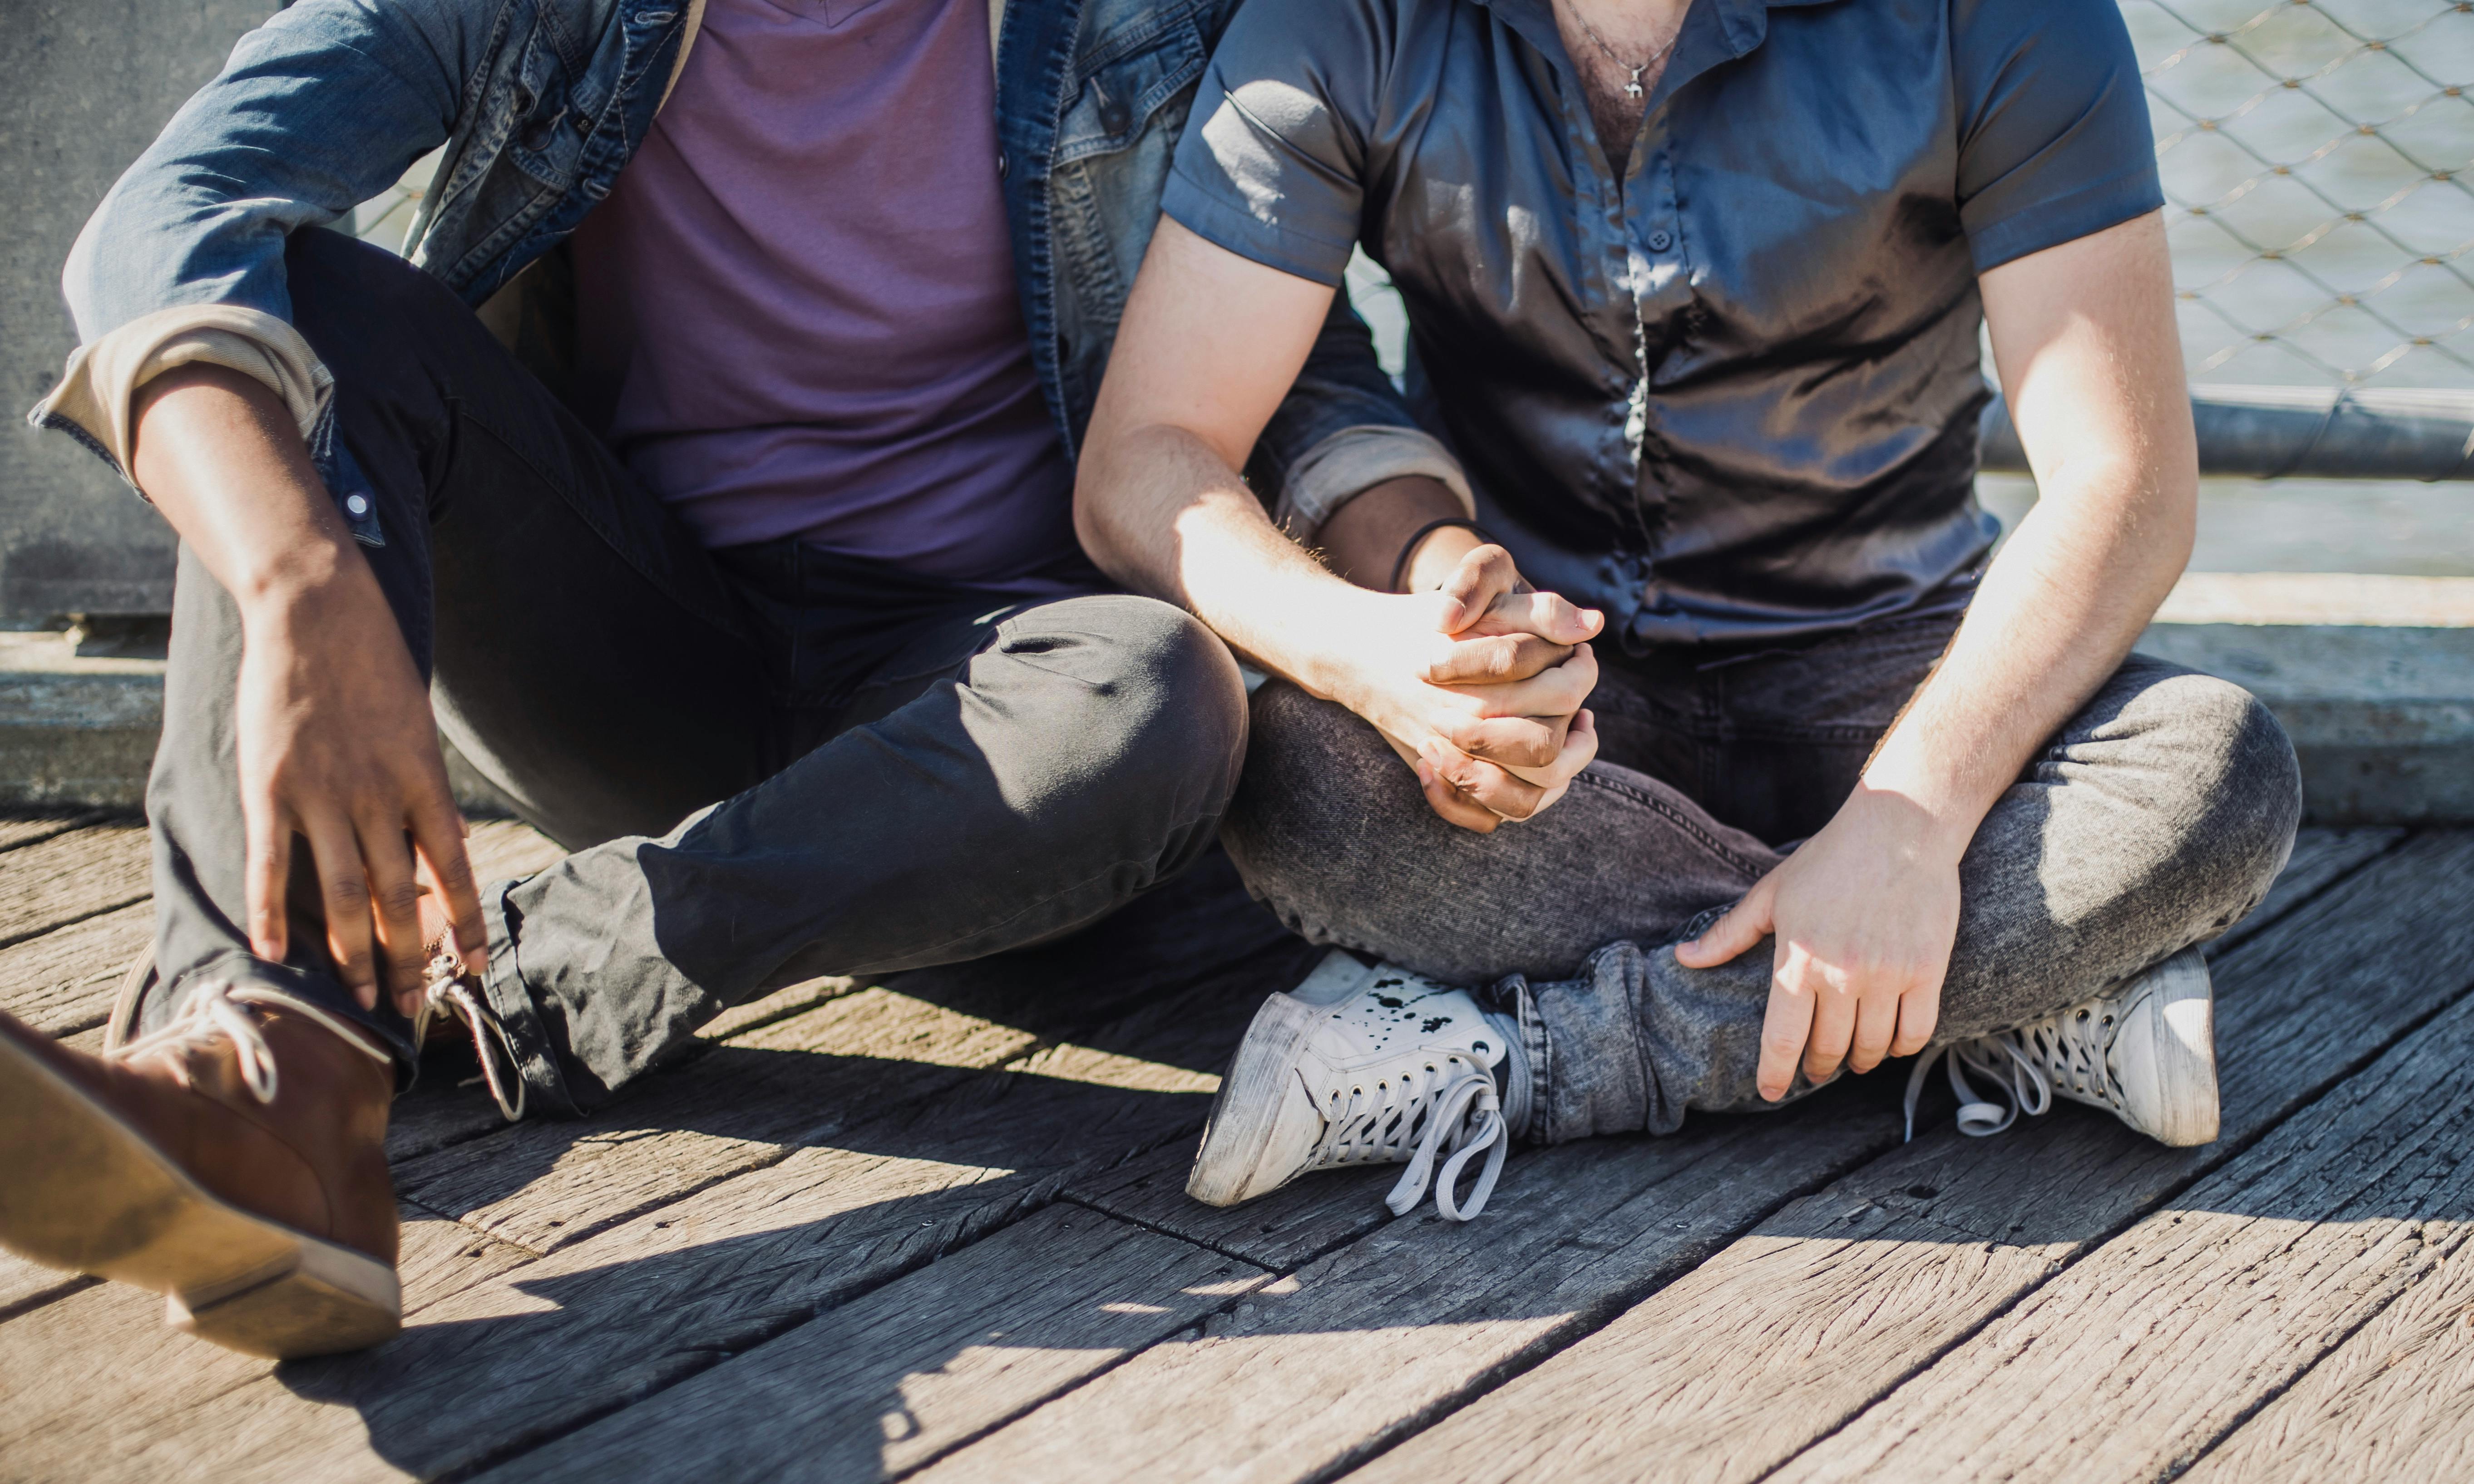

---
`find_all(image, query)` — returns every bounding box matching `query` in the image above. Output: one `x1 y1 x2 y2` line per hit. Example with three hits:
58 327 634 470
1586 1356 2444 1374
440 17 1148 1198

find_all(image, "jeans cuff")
479 883 582 1118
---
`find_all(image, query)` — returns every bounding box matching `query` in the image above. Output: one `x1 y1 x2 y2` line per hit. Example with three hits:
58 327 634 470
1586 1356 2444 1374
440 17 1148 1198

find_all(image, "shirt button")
344 493 370 518
1646 229 1674 252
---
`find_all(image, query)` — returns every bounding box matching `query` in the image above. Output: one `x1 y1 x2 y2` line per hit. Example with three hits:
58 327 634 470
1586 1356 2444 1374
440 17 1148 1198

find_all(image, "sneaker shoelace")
108 981 390 1105
1899 1001 2120 1142
1313 1055 1508 1221
417 948 528 1122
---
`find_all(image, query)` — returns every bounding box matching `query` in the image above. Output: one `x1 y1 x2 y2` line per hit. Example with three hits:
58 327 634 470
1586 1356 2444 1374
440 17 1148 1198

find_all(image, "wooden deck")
3 814 2470 1482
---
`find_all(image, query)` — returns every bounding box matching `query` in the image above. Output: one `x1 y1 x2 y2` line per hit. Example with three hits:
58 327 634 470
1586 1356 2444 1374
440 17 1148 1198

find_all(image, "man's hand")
1674 788 1959 1098
1331 542 1603 832
133 365 486 1017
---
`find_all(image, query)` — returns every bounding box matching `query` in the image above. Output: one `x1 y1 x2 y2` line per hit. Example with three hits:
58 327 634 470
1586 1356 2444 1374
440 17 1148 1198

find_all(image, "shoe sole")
0 1030 401 1358
1187 952 1376 1208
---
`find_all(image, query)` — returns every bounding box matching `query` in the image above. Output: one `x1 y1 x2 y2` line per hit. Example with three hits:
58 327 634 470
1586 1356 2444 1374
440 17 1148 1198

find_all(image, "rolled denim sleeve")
1253 294 1468 537
28 0 479 473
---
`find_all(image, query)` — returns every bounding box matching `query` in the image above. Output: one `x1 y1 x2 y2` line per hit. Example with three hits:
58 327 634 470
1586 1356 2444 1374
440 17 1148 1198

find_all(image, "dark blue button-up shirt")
1167 0 2164 650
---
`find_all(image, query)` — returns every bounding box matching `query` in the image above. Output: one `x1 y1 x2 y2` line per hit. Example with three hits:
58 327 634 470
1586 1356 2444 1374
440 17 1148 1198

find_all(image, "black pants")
142 230 1249 1114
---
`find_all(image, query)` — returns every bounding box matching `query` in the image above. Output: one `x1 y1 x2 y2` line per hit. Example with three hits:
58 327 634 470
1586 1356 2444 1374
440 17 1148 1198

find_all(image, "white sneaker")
1902 947 2220 1147
1188 952 1513 1220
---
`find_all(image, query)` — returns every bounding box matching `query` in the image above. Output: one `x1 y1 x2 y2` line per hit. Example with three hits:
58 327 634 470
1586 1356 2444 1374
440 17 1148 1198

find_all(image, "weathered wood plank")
1067 1138 1403 1272
25 952 1306 1483
392 986 1050 1254
0 1256 92 1320
501 1203 1272 1483
0 1208 536 1473
1342 828 2474 1484
0 822 151 949
2214 825 2402 958
394 852 1295 1257
2181 1238 2474 1484
0 809 115 854
909 1088 1905 1484
1772 987 2474 1484
0 900 150 1035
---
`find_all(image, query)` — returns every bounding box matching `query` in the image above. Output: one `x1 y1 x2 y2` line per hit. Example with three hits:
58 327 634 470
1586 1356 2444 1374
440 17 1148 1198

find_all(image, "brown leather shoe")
0 985 401 1358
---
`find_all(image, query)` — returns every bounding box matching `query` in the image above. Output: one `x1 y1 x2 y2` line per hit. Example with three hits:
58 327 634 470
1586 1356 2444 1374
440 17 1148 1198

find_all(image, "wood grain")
1342 828 2474 1484
2181 1236 2474 1484
0 823 151 949
0 900 150 1035
0 809 114 855
1772 986 2474 1484
910 1093 1903 1484
0 1208 536 1474
22 959 1287 1482
505 1203 1272 1483
391 986 1051 1254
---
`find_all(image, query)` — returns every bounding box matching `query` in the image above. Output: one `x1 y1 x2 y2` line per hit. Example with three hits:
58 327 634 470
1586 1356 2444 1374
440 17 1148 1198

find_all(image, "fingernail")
1414 761 1433 787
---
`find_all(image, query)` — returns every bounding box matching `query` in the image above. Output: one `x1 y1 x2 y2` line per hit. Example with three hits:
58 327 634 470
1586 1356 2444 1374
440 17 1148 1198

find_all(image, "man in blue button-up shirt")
1078 0 2306 1220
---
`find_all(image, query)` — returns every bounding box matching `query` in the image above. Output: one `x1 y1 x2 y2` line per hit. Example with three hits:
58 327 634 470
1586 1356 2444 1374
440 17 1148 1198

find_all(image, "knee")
1220 681 1410 901
2147 670 2304 926
1037 596 1249 850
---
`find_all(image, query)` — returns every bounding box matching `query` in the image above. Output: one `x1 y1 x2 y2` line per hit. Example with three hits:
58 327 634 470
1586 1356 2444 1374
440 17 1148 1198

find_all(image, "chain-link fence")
2136 0 2474 393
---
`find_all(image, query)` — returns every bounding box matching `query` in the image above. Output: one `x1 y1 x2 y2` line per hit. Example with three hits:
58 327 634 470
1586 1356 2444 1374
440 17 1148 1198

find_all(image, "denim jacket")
33 0 1467 544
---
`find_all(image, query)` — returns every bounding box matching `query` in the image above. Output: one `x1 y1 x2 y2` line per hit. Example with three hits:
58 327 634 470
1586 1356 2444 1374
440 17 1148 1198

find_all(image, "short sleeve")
1161 0 1389 288
1951 0 2165 273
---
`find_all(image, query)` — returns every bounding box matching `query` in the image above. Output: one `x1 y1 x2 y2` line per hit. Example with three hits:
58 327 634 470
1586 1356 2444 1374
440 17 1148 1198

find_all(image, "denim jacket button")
345 493 370 518
997 149 1009 179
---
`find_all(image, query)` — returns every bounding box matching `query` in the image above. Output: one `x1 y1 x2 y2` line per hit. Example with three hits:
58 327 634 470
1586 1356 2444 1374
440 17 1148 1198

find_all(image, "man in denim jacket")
0 0 1455 1358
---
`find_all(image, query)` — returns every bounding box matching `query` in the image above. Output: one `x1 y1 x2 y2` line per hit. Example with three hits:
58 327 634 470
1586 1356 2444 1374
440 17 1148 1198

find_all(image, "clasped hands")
1324 543 1603 834
1323 541 1961 1100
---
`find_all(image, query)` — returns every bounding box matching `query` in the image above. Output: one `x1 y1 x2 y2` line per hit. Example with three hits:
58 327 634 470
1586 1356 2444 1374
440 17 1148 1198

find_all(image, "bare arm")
1077 220 1606 830
132 366 485 1016
1679 211 2197 1095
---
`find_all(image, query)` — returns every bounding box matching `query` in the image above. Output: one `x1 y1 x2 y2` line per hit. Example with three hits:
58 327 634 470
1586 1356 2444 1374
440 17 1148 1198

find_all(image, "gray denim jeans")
1222 611 2304 1142
138 231 1250 1115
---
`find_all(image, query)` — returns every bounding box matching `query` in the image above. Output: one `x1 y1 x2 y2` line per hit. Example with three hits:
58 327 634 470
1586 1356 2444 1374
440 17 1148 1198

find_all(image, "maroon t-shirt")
571 0 1081 588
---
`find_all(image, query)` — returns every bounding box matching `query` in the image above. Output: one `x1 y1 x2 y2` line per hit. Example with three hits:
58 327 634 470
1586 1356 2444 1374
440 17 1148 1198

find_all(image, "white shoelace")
107 981 389 1104
1899 1003 2118 1141
1310 1057 1508 1221
416 948 528 1122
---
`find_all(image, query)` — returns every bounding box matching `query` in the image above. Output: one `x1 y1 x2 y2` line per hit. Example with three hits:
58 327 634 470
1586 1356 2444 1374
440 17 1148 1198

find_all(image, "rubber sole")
0 1030 400 1358
1186 952 1374 1208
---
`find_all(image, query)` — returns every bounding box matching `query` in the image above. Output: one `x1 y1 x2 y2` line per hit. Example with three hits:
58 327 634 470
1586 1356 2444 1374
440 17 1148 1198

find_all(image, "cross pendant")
1625 66 1644 99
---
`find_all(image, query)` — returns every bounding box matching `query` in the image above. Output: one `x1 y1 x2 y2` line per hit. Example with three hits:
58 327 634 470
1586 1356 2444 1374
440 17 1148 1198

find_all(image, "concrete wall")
0 0 279 626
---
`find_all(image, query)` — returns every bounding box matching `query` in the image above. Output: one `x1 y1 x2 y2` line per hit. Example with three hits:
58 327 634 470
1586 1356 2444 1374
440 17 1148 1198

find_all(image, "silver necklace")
1566 5 1682 100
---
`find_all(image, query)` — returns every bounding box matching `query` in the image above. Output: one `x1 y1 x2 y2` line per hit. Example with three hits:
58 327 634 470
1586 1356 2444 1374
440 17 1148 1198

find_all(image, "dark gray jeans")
141 230 1248 1115
1223 611 2304 1142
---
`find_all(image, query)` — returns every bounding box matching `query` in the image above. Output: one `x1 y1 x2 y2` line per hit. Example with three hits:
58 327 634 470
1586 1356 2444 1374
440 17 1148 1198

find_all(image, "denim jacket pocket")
1057 10 1206 166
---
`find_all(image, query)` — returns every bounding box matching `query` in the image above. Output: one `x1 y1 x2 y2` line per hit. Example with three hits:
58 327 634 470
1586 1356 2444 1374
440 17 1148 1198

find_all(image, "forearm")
1078 422 1384 699
132 365 368 615
1862 459 2193 855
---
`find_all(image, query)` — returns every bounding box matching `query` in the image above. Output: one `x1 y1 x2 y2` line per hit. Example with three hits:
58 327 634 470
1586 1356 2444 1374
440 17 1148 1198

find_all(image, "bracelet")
1389 517 1493 594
